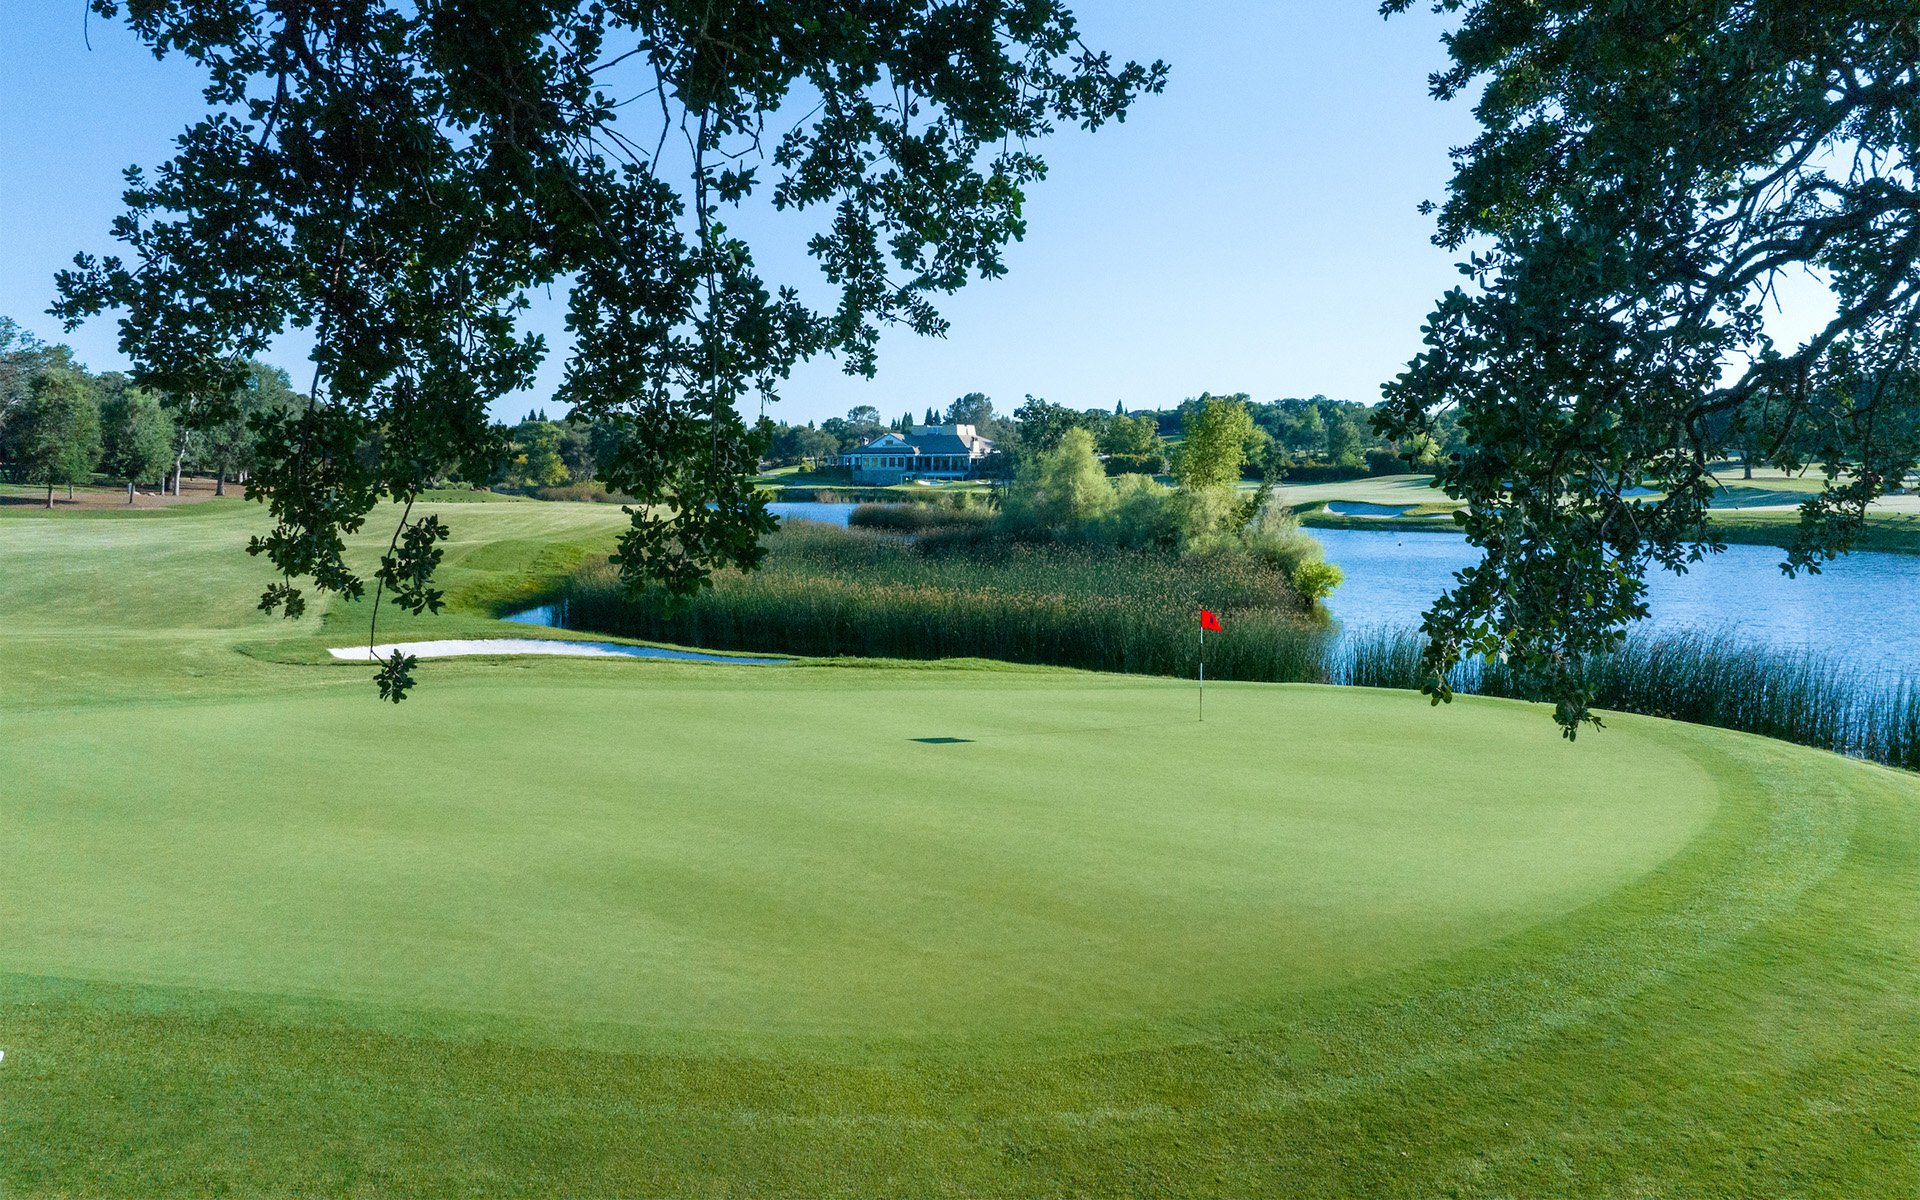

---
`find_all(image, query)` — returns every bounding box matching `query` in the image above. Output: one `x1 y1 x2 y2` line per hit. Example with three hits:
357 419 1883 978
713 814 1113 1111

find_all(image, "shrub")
531 482 634 503
1001 428 1116 535
1364 448 1414 476
1098 473 1184 549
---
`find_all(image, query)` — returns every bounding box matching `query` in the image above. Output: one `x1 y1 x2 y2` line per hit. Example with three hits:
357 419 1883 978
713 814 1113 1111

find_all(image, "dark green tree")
1013 395 1080 454
11 369 103 507
55 2 1164 699
1323 410 1362 469
556 419 598 484
202 363 303 495
1 320 77 439
1379 0 1920 733
508 420 570 489
1099 412 1164 459
1 324 84 494
769 422 840 465
1288 403 1326 460
946 392 996 427
1097 410 1166 475
99 383 175 503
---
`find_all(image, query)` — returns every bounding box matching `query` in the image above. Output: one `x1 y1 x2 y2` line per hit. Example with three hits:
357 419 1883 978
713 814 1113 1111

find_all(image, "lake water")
1315 527 1920 682
767 501 854 527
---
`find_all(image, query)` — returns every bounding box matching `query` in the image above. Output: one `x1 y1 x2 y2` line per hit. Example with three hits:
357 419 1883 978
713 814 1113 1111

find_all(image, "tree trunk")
171 452 184 495
214 469 226 497
128 480 136 504
1743 453 1753 480
68 481 75 499
45 483 54 509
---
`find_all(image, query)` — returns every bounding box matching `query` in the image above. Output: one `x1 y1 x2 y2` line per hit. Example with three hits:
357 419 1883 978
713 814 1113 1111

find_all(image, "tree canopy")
1175 396 1255 491
10 370 102 506
57 1 1164 698
1378 0 1920 732
99 384 175 502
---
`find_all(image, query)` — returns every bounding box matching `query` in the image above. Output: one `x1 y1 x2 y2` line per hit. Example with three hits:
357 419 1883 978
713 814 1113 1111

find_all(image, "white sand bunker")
329 639 787 665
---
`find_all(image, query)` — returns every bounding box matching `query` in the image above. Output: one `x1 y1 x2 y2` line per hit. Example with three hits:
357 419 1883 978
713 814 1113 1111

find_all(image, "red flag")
1200 609 1222 632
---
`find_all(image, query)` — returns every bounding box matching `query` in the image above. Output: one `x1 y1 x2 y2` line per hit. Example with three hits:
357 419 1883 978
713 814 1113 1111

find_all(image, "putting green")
2 668 1715 1057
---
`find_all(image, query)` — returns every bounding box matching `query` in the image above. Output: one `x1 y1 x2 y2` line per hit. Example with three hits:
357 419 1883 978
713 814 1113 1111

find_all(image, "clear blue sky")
3 3 1483 425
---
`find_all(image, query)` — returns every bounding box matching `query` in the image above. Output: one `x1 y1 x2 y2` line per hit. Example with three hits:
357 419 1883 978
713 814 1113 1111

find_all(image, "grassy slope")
0 496 632 698
1 500 1916 1196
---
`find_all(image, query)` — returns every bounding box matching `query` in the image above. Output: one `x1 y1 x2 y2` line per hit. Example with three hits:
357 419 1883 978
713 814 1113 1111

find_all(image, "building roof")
845 424 993 457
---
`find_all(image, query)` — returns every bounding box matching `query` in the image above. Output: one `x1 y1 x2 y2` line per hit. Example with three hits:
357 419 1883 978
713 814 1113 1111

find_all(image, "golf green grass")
3 500 1917 1196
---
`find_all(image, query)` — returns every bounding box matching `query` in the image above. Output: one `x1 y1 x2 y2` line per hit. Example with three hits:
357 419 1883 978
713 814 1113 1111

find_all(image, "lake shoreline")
1300 507 1920 556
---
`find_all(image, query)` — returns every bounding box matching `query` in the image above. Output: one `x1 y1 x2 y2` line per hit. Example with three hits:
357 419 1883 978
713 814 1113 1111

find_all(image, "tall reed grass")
561 521 1331 681
846 502 995 535
1337 626 1920 768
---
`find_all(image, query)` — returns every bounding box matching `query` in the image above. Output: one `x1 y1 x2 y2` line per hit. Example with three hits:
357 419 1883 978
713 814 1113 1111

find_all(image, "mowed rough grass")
1 501 1917 1197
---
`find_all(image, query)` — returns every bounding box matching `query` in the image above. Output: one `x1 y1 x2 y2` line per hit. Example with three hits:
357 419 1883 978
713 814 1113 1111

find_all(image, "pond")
1315 526 1920 682
766 501 855 527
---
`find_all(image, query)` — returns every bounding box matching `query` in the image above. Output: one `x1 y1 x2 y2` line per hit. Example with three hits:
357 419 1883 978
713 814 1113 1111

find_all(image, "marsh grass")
1339 626 1920 767
562 521 1330 680
846 502 995 535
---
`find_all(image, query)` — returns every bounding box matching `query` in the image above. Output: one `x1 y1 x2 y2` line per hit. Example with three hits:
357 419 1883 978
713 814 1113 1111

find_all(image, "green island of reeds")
561 515 1331 682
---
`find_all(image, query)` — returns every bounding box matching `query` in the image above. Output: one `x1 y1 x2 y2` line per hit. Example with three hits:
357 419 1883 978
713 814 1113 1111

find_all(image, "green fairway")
2 501 1917 1196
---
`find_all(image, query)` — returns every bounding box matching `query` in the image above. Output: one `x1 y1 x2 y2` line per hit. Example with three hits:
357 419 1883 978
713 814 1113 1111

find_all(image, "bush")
1273 463 1371 484
1098 473 1184 549
1364 448 1414 476
1001 428 1116 535
1231 502 1342 605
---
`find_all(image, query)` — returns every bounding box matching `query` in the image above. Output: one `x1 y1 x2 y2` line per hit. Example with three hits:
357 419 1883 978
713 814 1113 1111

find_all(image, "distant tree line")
0 322 1493 507
751 389 1470 483
0 318 302 506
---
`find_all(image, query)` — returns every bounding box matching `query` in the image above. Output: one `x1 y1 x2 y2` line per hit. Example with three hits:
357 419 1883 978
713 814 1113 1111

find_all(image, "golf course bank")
2 499 1917 1197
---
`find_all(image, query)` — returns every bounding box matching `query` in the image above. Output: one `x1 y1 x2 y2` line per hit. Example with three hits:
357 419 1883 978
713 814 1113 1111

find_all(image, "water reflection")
1315 527 1920 682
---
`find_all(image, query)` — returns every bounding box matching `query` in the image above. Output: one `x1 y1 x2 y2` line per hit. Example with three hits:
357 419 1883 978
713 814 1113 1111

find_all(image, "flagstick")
1198 620 1205 723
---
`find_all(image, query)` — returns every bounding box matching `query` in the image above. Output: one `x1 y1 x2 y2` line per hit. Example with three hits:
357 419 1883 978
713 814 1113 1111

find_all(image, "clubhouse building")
838 424 995 484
